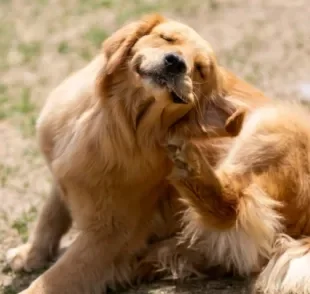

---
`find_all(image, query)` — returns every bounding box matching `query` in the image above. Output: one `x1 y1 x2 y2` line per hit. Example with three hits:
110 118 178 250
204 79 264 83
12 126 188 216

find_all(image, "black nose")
164 53 186 74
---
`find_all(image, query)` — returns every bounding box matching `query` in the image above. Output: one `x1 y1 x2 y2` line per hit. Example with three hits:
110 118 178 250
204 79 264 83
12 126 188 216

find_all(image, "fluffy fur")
6 14 269 294
164 101 310 294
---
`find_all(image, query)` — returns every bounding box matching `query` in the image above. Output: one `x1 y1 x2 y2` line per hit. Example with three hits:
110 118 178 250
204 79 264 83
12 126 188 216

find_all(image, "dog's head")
97 14 244 144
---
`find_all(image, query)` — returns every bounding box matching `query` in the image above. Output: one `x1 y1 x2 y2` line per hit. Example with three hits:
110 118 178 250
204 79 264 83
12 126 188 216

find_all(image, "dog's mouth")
136 68 189 104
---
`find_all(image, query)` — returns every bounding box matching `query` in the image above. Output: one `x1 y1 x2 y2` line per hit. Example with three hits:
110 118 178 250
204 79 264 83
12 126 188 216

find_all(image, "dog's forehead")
154 21 212 52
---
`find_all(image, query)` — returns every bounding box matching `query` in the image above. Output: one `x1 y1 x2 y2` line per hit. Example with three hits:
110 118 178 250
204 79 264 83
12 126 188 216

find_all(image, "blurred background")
0 1 309 293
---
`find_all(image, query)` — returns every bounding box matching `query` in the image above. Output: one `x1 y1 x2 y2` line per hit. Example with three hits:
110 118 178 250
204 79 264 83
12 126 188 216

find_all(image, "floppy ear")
102 14 165 75
225 107 245 136
202 95 246 138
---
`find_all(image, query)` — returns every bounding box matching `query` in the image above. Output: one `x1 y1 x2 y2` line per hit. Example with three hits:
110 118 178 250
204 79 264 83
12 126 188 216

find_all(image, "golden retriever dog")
6 14 269 293
163 101 310 294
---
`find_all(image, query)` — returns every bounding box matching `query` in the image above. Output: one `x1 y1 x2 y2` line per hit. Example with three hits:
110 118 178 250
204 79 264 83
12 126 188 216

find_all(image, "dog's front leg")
7 182 72 272
18 228 131 294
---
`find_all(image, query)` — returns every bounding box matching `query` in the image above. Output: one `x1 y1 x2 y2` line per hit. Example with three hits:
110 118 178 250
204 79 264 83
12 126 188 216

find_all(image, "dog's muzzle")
136 52 189 104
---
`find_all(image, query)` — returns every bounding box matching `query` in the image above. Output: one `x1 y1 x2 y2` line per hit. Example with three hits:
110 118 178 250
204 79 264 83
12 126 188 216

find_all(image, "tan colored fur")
6 14 270 294
165 101 310 293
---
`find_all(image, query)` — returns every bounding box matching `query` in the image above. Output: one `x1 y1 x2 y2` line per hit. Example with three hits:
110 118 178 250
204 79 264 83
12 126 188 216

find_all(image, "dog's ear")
203 96 246 138
225 107 246 137
102 14 165 75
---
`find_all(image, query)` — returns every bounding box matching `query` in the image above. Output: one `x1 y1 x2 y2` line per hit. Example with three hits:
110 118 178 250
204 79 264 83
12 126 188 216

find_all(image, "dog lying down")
6 13 304 294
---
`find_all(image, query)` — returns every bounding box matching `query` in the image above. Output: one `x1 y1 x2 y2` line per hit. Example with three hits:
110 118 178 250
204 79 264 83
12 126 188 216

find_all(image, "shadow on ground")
126 278 253 294
3 270 253 294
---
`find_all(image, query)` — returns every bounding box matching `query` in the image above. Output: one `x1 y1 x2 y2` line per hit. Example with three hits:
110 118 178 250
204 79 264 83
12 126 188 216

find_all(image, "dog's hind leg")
6 182 72 272
165 138 239 230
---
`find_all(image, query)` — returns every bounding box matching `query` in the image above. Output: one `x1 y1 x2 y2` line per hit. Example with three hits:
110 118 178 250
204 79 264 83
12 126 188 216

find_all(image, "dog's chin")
136 69 189 105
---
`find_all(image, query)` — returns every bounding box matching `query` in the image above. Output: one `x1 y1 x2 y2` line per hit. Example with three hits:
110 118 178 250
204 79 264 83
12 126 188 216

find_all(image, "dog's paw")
165 137 199 178
6 243 48 272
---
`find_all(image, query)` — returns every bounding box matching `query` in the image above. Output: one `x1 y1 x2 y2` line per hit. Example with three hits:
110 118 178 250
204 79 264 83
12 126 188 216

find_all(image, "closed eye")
159 33 176 43
195 63 205 79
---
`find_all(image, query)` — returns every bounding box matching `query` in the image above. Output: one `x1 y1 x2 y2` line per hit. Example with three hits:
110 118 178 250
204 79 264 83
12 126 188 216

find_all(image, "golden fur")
163 101 310 294
6 14 270 294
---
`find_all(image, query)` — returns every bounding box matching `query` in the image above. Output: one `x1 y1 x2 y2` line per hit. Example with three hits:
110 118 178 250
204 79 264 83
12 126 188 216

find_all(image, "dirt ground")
0 0 309 293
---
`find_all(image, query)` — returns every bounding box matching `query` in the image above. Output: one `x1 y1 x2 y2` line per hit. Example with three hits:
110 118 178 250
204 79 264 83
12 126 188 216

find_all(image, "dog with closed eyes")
6 14 269 293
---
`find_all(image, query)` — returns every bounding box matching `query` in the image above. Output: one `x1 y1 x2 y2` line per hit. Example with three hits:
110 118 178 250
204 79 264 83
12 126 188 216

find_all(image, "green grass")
19 115 37 137
23 147 41 161
0 83 8 95
57 41 71 54
79 47 93 61
0 22 14 70
1 285 17 294
0 164 19 187
21 115 37 137
85 27 109 48
12 206 38 242
12 88 36 114
18 42 42 63
77 0 113 13
115 0 165 24
0 84 9 120
0 87 38 136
